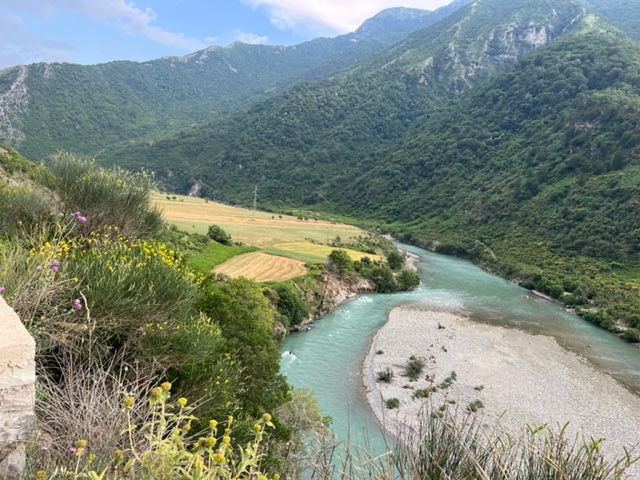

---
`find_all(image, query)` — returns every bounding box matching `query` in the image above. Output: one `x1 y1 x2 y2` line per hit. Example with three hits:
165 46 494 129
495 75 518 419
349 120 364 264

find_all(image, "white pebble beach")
362 303 640 475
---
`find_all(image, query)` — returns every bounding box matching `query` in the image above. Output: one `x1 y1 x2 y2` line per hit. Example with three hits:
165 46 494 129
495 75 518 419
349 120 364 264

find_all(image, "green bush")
385 398 400 409
364 264 398 293
141 312 244 422
274 284 309 328
386 250 405 270
622 328 640 343
197 277 290 412
376 367 394 383
0 183 53 237
29 382 278 479
405 356 425 381
467 400 485 413
207 224 233 245
396 268 420 290
42 152 163 238
327 249 353 276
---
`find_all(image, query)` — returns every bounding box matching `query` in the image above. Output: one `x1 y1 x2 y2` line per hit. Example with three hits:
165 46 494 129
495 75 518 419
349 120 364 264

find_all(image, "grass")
266 242 381 264
187 241 258 272
405 355 425 382
376 367 395 383
156 194 368 249
156 194 381 281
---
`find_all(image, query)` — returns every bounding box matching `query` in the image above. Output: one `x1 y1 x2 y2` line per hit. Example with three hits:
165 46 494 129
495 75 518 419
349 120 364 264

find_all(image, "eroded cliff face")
0 66 28 147
288 273 375 332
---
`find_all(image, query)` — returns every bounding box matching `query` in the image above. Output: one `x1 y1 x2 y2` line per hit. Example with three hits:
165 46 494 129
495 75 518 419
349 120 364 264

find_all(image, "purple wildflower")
0 287 5 294
74 299 83 310
77 216 87 223
72 211 81 217
40 445 48 451
50 259 60 271
69 447 77 454
36 265 43 271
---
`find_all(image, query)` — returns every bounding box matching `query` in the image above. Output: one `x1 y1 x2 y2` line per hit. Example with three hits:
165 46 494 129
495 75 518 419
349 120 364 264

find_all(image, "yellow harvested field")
214 252 307 282
155 195 366 248
272 242 381 262
156 194 379 281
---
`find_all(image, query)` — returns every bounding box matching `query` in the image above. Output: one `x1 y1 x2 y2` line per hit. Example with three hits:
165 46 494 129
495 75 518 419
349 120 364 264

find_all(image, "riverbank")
362 302 640 472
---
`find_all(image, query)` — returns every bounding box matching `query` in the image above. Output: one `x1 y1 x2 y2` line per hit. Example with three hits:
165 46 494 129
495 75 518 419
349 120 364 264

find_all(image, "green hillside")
0 5 468 162
96 0 640 339
582 0 640 40
99 0 588 200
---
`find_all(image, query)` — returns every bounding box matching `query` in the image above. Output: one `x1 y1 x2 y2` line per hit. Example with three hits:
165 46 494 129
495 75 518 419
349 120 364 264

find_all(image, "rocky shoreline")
362 303 640 474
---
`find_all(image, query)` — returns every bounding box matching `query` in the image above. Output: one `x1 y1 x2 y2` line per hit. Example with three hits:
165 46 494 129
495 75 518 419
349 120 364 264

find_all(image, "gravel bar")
362 303 640 475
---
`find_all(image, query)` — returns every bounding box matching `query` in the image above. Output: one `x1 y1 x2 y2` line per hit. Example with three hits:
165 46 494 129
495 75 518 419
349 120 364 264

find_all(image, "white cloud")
232 30 269 44
2 0 205 51
241 0 454 34
0 14 74 68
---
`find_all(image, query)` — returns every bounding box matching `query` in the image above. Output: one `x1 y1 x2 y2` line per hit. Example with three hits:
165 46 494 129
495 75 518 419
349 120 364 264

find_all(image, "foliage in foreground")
30 382 278 480
390 408 638 480
290 407 638 480
0 152 294 476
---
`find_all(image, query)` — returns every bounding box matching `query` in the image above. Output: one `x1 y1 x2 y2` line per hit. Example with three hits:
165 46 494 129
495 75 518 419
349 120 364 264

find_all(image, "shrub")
467 400 485 413
413 387 436 399
386 250 405 270
207 224 233 245
327 249 353 276
392 407 636 479
274 284 309 328
141 312 244 423
405 356 425 381
197 277 290 412
0 182 53 237
376 367 394 383
365 264 398 293
386 398 400 409
61 233 199 349
622 328 640 343
29 382 278 479
42 152 163 238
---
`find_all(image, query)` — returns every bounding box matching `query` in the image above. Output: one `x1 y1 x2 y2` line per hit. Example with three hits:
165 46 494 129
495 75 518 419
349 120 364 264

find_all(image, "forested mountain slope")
100 0 589 198
582 0 640 40
98 0 640 336
0 4 471 161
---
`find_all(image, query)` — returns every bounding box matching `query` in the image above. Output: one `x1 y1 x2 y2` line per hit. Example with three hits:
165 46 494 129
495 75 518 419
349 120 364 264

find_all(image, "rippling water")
281 244 640 452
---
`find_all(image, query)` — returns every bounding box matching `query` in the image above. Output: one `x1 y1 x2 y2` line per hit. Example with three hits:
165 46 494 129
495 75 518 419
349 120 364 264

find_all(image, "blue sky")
0 0 454 69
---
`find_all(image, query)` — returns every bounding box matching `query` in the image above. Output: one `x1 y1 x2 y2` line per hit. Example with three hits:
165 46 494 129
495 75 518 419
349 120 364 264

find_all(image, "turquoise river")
280 244 640 454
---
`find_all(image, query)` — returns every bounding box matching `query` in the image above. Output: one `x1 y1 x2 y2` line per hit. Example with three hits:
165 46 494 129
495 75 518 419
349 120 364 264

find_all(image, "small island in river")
362 303 640 474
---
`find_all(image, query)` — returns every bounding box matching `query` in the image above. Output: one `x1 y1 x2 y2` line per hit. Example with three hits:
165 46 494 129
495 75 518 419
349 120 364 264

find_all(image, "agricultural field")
156 194 380 280
213 252 307 282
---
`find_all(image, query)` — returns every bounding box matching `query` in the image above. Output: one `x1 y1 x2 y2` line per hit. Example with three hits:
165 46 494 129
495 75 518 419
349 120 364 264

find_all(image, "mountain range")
1 0 639 340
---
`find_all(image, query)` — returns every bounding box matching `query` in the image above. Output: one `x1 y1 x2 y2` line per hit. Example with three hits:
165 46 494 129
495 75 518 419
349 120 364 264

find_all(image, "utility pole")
252 185 258 221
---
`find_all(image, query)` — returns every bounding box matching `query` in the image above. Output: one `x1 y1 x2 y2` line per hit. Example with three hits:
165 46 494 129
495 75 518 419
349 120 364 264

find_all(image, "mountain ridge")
0 3 472 161
95 0 640 338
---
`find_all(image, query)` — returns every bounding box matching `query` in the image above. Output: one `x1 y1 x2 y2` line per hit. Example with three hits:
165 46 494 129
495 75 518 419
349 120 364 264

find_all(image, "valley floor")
362 304 640 476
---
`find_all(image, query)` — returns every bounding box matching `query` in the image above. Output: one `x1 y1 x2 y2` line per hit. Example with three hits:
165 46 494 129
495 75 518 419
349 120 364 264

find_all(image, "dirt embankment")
290 272 374 332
